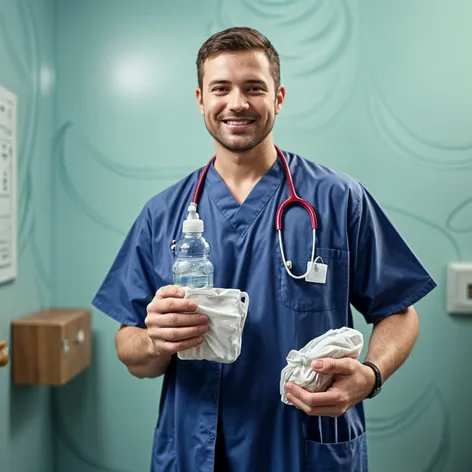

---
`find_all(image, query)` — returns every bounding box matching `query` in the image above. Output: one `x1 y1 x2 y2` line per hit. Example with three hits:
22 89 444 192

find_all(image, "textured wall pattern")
210 0 358 131
0 0 56 471
0 0 52 305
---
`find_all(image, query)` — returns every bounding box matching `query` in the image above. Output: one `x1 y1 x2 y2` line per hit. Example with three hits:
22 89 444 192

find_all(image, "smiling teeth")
227 120 252 125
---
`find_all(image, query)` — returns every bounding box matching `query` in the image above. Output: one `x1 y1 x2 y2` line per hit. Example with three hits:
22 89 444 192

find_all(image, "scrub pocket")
276 246 349 313
303 432 368 472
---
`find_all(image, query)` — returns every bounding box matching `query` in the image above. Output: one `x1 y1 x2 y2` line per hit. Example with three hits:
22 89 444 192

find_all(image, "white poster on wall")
0 85 17 284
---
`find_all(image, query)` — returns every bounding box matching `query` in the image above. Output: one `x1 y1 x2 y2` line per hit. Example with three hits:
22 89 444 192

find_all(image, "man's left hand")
285 358 376 417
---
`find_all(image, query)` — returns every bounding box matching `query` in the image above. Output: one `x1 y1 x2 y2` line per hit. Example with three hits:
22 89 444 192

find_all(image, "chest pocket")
276 244 349 313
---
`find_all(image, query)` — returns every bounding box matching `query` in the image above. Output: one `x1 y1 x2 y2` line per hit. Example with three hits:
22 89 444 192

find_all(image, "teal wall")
1 0 472 471
0 0 56 471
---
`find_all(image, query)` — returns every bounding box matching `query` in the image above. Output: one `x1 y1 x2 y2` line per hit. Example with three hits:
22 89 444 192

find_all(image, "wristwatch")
362 361 383 399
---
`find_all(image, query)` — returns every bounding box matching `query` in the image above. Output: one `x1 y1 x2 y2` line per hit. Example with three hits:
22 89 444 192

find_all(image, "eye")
247 86 265 93
212 87 228 93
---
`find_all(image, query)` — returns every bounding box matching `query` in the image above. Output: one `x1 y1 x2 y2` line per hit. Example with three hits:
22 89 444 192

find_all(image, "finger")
311 358 356 375
153 325 209 342
286 393 346 417
156 336 204 355
156 285 186 299
285 383 346 408
148 297 198 315
307 406 348 417
151 312 208 328
285 392 314 415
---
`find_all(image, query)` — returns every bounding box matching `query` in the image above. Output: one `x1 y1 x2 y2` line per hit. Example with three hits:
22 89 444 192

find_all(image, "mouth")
222 118 256 131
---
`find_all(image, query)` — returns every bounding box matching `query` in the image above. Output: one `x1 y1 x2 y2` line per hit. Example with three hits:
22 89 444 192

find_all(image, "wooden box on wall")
11 308 92 385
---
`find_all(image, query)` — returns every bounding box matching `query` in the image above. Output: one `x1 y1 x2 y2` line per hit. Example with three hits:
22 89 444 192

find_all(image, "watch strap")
362 361 383 399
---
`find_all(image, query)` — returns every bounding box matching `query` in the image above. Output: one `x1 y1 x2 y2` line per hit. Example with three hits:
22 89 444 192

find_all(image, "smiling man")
196 47 283 153
93 27 436 471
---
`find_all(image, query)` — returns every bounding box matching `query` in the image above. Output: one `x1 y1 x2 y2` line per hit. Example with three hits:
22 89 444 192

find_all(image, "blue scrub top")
92 150 436 472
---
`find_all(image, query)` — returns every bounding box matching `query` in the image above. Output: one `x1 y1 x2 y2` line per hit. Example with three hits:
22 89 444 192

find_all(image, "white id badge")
305 259 328 284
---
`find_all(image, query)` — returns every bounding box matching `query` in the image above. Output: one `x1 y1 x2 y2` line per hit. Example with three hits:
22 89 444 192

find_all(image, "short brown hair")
196 26 280 91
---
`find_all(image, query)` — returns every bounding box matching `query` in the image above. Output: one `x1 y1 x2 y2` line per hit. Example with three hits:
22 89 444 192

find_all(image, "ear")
275 85 286 115
196 88 204 115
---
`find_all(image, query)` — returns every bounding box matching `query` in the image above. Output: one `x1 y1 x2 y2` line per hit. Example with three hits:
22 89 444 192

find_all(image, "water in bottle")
172 203 214 288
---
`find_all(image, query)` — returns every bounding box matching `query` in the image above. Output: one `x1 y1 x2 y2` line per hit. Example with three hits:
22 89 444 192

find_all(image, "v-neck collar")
205 152 285 236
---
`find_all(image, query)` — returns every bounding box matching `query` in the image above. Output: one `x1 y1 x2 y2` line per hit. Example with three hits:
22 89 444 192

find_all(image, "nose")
228 89 249 112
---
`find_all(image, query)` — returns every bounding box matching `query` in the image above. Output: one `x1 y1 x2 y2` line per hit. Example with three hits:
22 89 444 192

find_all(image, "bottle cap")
183 203 204 233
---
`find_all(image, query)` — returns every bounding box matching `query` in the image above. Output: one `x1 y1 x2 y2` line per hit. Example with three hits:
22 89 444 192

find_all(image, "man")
92 27 436 471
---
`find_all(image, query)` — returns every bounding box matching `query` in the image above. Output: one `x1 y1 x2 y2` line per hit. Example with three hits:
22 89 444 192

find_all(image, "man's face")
196 50 285 153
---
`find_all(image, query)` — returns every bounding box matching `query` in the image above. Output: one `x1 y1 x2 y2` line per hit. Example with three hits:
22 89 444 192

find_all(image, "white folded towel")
280 327 364 405
178 287 249 364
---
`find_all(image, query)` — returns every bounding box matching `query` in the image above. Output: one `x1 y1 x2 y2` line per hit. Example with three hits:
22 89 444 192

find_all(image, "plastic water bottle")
172 203 214 288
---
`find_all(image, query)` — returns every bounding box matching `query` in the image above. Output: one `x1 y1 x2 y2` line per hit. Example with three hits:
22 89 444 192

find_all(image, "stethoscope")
173 145 318 280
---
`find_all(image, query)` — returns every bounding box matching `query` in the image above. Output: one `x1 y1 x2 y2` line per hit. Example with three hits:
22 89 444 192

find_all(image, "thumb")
311 358 355 375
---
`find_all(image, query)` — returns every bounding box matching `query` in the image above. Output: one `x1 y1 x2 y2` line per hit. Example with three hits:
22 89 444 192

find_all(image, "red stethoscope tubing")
274 145 317 231
191 145 318 279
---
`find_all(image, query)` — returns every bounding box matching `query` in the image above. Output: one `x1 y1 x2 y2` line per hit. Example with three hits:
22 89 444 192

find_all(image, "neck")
213 137 277 183
212 137 278 205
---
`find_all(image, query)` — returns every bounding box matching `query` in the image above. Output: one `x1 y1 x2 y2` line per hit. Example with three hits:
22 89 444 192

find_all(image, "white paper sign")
0 85 17 284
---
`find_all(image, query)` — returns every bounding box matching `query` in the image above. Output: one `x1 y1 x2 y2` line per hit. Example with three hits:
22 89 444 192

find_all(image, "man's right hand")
145 285 209 356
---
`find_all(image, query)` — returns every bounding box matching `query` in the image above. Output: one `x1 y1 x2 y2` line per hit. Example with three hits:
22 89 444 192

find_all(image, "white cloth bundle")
280 327 364 405
177 287 249 363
